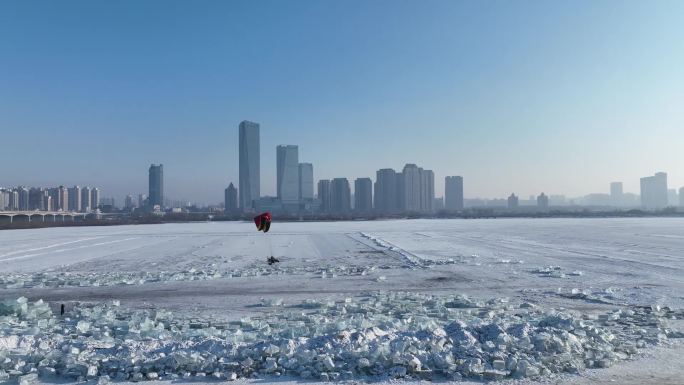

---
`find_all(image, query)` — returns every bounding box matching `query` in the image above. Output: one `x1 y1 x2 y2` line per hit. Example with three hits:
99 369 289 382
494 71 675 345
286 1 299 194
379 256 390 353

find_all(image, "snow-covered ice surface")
0 218 683 384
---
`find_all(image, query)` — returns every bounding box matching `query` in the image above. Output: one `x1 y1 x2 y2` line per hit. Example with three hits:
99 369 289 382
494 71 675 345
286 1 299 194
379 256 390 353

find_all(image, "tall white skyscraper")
396 164 434 213
277 145 299 204
640 172 668 210
401 164 422 212
0 189 8 210
298 163 313 200
421 169 434 212
239 121 260 211
91 187 100 211
81 187 92 212
8 190 19 210
57 186 68 211
445 176 464 210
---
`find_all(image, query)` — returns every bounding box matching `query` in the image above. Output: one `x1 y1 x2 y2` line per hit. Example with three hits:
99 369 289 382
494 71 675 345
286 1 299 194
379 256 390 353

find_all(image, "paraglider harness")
254 212 279 265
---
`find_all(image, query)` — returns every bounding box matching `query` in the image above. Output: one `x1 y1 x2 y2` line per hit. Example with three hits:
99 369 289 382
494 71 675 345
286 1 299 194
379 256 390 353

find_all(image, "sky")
1 0 683 205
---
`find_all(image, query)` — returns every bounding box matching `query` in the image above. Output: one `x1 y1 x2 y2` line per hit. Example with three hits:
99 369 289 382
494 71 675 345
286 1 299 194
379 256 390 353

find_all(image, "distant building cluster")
475 172 681 213
370 165 437 214
4 120 682 217
0 186 100 212
229 120 455 216
221 120 684 216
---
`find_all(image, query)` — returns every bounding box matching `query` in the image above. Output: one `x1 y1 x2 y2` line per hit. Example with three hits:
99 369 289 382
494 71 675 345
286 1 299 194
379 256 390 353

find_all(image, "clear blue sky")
1 0 683 204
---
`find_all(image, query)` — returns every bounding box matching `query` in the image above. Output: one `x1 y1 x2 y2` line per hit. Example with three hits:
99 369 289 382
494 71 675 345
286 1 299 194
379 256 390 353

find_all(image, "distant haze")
1 1 683 204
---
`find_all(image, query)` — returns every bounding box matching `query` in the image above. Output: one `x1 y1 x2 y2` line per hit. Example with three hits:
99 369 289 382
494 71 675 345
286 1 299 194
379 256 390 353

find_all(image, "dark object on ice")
267 256 280 265
60 303 65 316
254 212 272 233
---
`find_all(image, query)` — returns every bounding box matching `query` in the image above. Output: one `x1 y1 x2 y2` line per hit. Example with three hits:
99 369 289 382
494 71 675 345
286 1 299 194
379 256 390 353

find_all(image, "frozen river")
1 218 683 384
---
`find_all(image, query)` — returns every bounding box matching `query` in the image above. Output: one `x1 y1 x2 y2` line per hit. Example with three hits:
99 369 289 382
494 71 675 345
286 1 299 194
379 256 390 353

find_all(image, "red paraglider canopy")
253 212 272 233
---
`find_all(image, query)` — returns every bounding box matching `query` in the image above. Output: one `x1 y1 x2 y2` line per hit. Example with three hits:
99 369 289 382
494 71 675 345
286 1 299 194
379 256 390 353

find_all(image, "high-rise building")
149 164 164 209
330 178 351 213
680 187 684 208
8 190 19 210
276 145 299 204
317 180 331 213
395 172 405 211
81 187 92 212
609 182 623 207
667 189 678 207
434 197 444 211
124 195 135 210
401 164 423 212
640 172 668 210
239 120 260 211
298 163 314 200
225 183 238 213
374 165 433 213
28 188 45 211
537 192 549 211
57 186 68 211
47 188 58 211
17 187 29 211
68 186 81 212
421 169 435 212
91 187 100 210
354 178 373 212
374 168 398 213
137 193 146 209
445 176 464 211
0 189 8 210
507 193 519 209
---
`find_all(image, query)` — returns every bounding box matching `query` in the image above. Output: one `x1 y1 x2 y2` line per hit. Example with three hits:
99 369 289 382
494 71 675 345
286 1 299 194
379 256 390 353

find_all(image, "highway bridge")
0 211 94 223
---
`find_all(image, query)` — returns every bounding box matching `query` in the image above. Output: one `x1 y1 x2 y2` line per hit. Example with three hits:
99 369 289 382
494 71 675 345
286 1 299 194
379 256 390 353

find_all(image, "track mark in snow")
0 237 141 262
358 232 427 267
0 237 104 260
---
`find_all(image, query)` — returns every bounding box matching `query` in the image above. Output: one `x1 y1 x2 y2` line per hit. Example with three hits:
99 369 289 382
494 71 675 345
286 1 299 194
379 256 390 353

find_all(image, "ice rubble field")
0 218 683 384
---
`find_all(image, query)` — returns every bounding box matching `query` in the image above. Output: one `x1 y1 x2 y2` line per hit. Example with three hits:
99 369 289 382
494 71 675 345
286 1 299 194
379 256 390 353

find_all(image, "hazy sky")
1 0 683 204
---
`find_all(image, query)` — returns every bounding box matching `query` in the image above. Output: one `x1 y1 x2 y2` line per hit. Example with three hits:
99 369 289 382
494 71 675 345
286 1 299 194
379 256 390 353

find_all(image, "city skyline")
2 1 684 202
2 166 681 212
